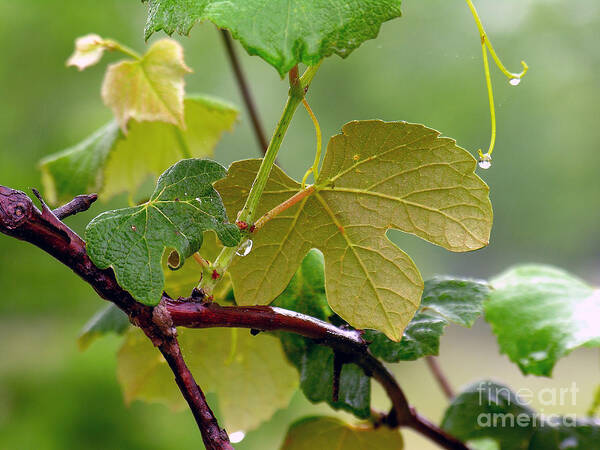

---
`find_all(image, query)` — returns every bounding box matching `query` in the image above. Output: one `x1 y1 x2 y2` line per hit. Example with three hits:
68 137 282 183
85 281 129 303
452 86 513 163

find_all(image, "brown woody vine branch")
0 185 467 450
0 186 232 450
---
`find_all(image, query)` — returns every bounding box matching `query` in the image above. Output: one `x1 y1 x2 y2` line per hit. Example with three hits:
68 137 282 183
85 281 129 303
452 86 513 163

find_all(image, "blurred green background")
1 0 599 448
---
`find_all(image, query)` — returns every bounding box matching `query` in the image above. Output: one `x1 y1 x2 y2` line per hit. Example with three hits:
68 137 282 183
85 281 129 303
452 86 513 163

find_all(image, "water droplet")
509 77 521 86
131 225 137 232
236 239 253 257
478 152 492 169
196 197 202 205
230 431 245 444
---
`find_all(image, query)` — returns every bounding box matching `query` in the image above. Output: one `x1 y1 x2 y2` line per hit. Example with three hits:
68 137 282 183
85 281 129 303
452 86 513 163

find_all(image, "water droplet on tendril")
478 152 492 169
236 239 253 257
509 77 521 86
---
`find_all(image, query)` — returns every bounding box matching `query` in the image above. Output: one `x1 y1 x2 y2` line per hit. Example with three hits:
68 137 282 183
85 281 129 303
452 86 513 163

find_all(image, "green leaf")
40 96 237 204
102 38 191 131
216 120 492 341
143 0 403 76
273 250 370 419
441 380 537 450
528 419 600 450
442 380 600 450
280 416 403 449
77 303 130 350
485 265 600 376
86 159 240 305
365 277 490 362
118 328 298 431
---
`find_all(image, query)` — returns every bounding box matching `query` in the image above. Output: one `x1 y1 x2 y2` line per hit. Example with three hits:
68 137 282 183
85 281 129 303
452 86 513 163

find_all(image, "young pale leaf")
40 96 237 204
143 0 403 76
102 39 191 131
216 120 492 341
366 277 490 362
485 265 600 376
67 34 110 70
442 380 600 450
118 328 298 432
281 416 403 449
78 303 130 350
274 250 371 419
86 159 240 306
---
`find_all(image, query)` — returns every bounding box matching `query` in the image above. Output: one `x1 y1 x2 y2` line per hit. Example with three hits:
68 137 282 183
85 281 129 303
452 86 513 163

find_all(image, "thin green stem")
301 98 322 187
465 0 528 80
105 39 142 60
481 39 496 156
199 63 322 293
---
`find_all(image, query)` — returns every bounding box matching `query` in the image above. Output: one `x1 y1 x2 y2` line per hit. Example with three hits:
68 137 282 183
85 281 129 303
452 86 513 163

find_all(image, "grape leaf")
102 39 191 131
40 96 237 204
441 380 537 450
442 380 600 450
274 250 371 419
365 277 490 362
528 420 600 450
143 0 403 76
215 120 492 341
86 159 241 305
485 265 600 376
281 416 403 449
118 327 298 432
66 34 110 70
77 303 130 350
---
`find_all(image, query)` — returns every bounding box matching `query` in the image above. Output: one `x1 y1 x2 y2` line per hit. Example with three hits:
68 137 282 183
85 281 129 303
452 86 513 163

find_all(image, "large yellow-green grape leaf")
215 120 492 340
102 39 191 131
40 96 237 204
86 159 241 305
280 416 403 449
485 265 600 376
143 0 403 76
118 327 298 432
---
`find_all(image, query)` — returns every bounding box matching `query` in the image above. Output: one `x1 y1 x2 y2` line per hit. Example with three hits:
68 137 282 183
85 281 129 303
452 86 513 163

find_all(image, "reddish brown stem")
426 356 455 400
52 193 98 220
0 185 467 450
0 186 232 449
253 185 315 231
220 29 269 155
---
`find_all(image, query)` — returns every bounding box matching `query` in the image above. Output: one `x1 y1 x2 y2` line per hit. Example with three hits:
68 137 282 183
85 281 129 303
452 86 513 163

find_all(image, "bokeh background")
1 0 599 448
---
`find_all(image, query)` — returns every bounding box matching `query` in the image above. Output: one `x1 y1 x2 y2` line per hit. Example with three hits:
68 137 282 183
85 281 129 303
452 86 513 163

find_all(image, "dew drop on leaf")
236 239 253 257
478 152 492 169
509 77 521 86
